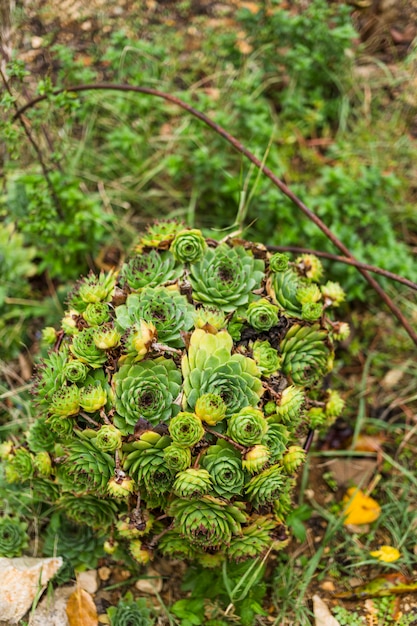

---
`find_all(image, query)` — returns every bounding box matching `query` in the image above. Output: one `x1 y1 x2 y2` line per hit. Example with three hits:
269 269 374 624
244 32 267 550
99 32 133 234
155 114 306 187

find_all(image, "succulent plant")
0 516 29 557
12 224 346 566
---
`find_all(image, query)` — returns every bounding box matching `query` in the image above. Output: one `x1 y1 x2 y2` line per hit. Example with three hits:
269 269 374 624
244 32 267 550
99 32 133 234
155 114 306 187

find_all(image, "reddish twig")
12 82 417 347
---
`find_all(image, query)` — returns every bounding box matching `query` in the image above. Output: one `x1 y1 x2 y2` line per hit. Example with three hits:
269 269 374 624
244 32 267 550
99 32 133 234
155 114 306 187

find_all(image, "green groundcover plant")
1 223 347 568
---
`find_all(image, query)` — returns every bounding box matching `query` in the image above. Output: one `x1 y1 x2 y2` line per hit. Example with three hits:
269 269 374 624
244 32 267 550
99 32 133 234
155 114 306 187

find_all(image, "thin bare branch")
12 82 417 347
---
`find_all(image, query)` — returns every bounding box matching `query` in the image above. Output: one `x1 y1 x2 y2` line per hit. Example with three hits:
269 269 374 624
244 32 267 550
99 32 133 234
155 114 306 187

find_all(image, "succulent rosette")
11 223 346 566
201 443 245 497
189 244 265 312
246 298 279 331
170 228 207 263
115 287 194 348
0 516 29 557
121 249 182 291
113 358 181 433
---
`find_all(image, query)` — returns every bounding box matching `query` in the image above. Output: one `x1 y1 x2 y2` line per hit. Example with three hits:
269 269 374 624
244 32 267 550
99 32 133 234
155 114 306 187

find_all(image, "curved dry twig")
12 82 417 347
268 245 417 292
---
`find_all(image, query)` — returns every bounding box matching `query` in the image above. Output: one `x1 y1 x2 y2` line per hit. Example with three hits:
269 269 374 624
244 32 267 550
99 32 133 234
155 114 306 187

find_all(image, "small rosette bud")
93 324 122 350
281 446 306 474
307 407 327 429
246 464 286 508
49 385 80 417
79 383 107 413
295 254 323 281
70 328 108 368
201 444 245 497
121 249 182 290
195 393 227 426
82 302 110 326
252 340 281 376
280 324 330 386
41 327 57 346
272 386 305 424
227 407 268 446
269 252 289 272
103 539 119 555
63 360 89 384
4 448 34 483
33 451 52 476
193 306 226 331
173 468 213 498
138 220 183 249
94 425 122 452
107 475 136 499
116 511 154 538
71 271 116 308
262 423 290 463
246 299 279 331
296 283 322 305
163 445 192 472
169 412 205 448
301 302 324 322
170 228 207 263
321 281 345 307
242 445 270 474
325 389 345 421
0 516 29 557
61 310 78 335
129 540 153 565
331 321 350 342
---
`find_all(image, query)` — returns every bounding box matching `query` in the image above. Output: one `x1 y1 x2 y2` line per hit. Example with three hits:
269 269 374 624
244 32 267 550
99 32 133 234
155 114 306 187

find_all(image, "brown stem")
203 426 247 452
0 68 64 219
12 83 417 347
269 245 417 292
303 429 315 453
79 412 100 427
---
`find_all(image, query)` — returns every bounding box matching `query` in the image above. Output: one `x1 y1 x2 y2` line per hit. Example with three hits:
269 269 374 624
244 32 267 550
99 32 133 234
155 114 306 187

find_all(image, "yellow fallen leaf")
66 587 98 626
342 487 381 525
370 545 401 563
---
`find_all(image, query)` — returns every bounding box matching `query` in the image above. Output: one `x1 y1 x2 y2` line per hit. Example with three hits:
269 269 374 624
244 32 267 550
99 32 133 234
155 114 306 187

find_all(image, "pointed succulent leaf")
121 249 182 290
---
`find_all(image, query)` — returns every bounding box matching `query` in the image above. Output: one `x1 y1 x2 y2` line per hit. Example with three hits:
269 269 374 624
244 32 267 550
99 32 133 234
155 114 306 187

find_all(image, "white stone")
28 586 75 626
77 570 99 595
0 556 63 623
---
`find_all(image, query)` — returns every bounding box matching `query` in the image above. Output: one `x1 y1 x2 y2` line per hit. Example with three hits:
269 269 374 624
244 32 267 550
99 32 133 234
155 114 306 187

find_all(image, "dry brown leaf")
66 587 98 626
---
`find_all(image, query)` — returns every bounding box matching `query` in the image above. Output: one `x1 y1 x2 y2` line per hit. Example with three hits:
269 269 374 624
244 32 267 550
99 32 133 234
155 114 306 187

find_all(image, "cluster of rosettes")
3 223 348 566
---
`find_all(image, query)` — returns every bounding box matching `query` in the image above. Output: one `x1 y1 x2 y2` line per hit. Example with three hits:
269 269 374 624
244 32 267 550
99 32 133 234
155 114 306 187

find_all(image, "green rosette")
124 448 174 496
106 593 155 626
4 448 34 483
138 220 183 248
79 382 107 413
246 298 279 331
189 244 265 312
113 357 182 433
269 252 289 272
169 412 205 448
262 424 289 463
115 287 194 348
268 385 305 426
170 495 247 549
35 349 68 407
301 302 324 322
246 464 286 508
192 306 226 330
158 529 197 560
68 271 116 312
26 417 56 453
49 385 80 417
194 393 227 426
281 446 306 474
173 468 212 498
201 444 245 498
57 439 114 495
58 494 118 530
242 444 270 474
163 444 192 472
227 516 277 561
227 407 269 446
63 360 89 384
70 328 108 368
280 323 330 386
82 302 110 326
121 249 182 291
0 516 29 557
268 267 304 317
170 228 207 263
182 329 263 414
94 425 122 452
252 339 281 376
93 324 122 350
